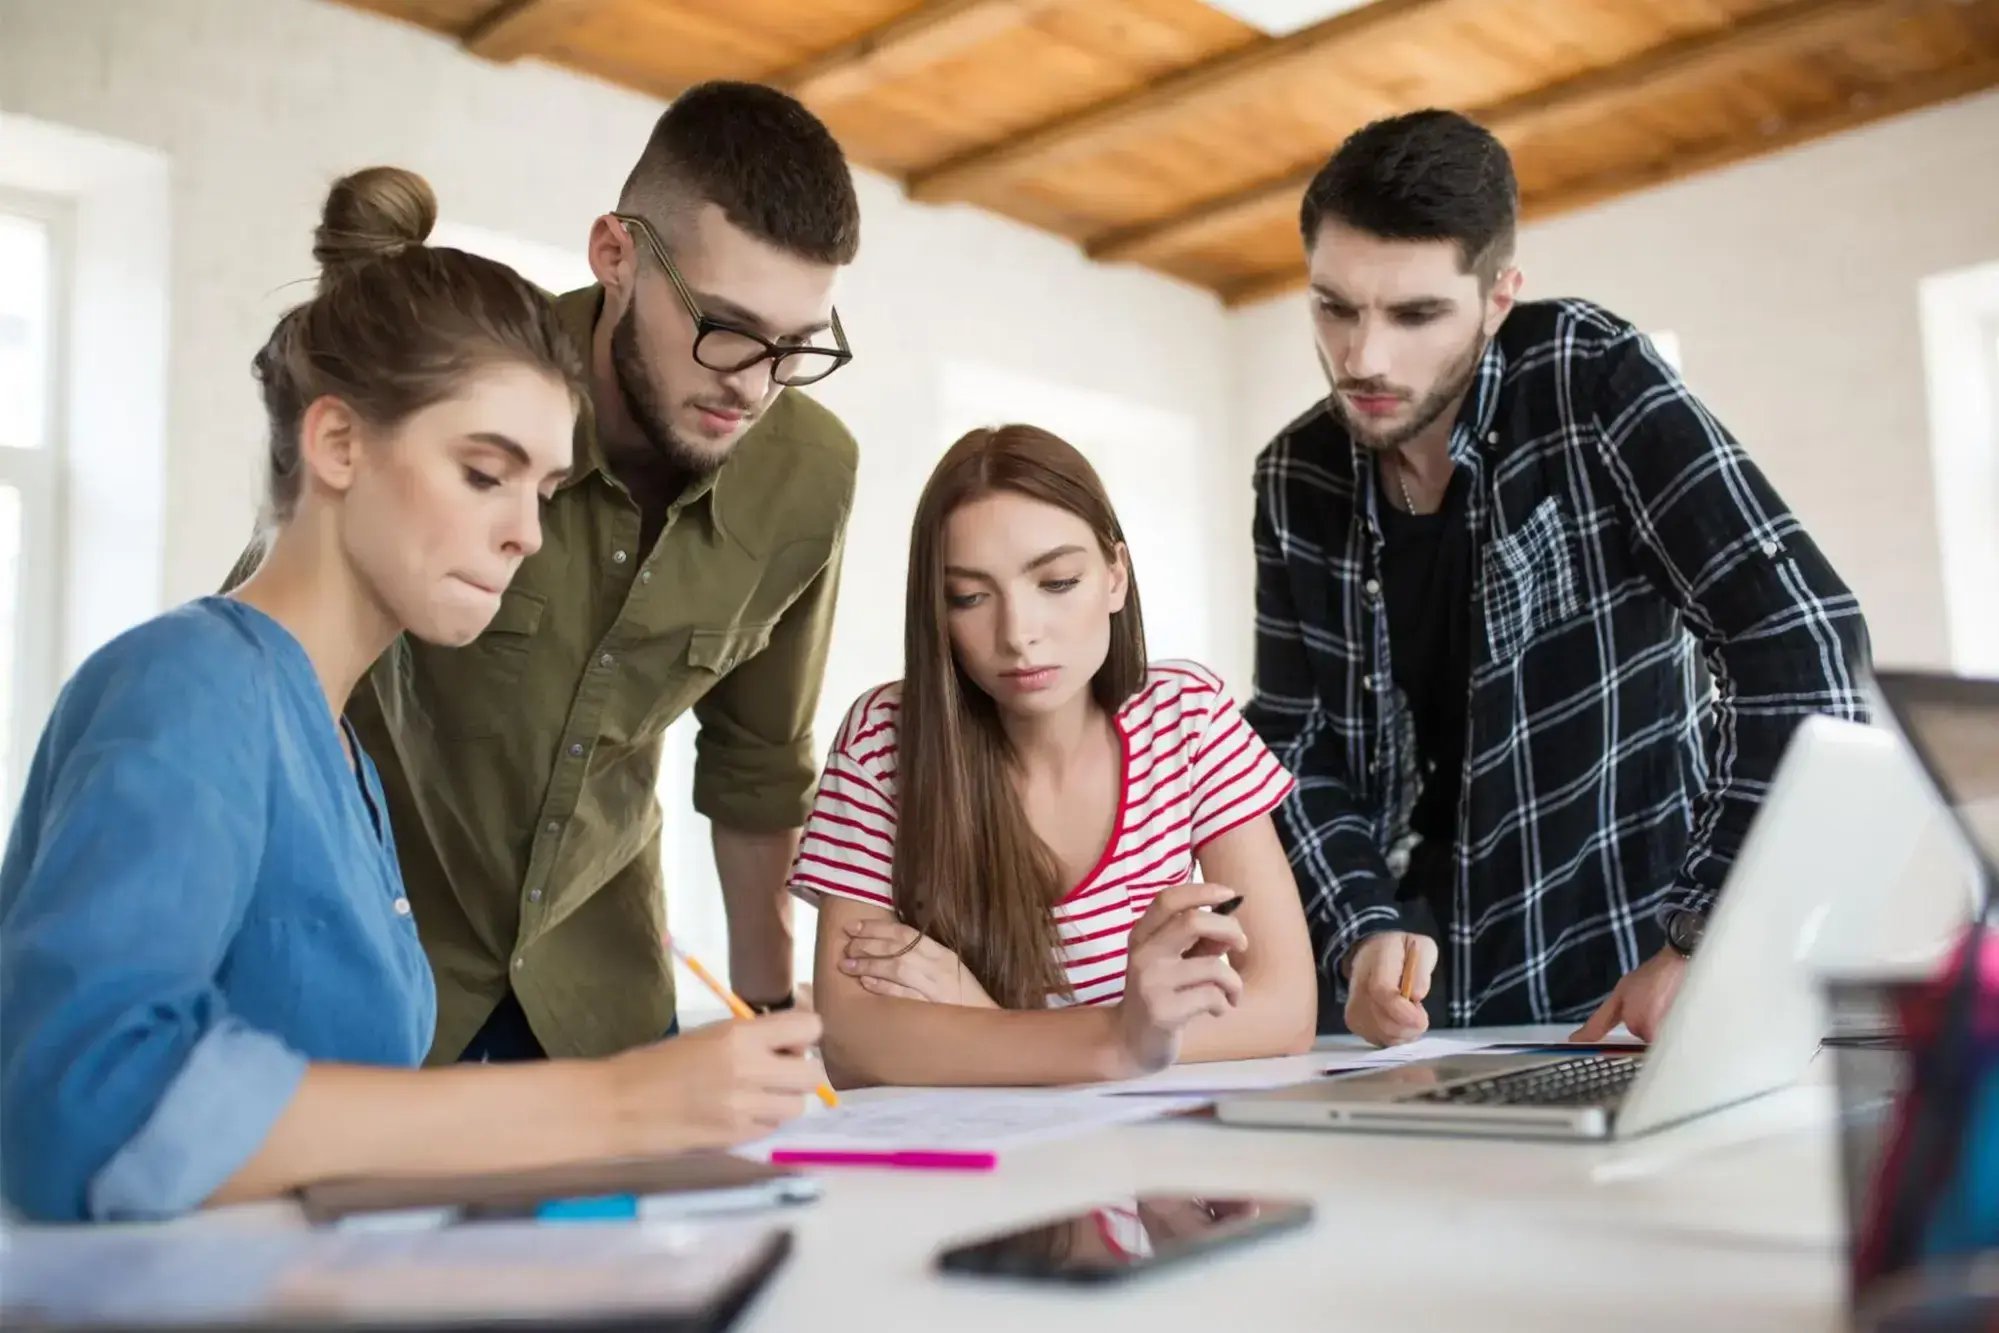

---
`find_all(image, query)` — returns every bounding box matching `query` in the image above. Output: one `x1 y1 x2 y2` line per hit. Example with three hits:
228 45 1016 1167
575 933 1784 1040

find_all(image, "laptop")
1216 714 1980 1141
1872 670 1999 885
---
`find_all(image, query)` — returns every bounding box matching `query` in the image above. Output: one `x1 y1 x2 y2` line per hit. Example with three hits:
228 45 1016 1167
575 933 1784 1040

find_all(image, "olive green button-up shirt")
351 286 856 1061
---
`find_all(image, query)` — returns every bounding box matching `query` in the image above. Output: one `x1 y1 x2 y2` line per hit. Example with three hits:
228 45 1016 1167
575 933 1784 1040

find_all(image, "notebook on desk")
1218 714 1973 1141
298 1150 819 1226
0 1216 792 1332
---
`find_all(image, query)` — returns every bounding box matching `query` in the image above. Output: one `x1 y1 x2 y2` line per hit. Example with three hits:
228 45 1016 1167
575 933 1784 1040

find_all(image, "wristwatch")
1664 908 1707 959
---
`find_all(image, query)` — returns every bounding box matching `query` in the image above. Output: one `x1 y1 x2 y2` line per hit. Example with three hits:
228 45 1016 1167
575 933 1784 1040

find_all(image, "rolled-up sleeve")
0 643 297 1222
692 539 845 832
88 1019 305 1221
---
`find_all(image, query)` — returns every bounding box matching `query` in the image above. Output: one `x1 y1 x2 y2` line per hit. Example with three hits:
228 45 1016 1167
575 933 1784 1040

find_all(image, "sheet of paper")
1094 1036 1497 1095
737 1089 1209 1158
1094 1053 1349 1096
1314 1034 1496 1071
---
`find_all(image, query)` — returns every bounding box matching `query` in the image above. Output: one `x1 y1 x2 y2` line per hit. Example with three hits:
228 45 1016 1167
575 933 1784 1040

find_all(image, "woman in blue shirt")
0 167 826 1223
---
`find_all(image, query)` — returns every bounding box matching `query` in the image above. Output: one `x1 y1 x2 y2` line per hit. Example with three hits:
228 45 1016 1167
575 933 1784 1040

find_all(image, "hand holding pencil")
669 937 840 1109
1342 931 1438 1049
595 1002 829 1156
584 934 838 1159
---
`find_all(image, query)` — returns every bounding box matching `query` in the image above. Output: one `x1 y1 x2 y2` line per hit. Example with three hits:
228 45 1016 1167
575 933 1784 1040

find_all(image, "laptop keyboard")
1411 1054 1644 1109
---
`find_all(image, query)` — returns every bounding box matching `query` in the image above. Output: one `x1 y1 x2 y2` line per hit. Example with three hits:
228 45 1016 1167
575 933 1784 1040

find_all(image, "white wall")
1229 90 1999 671
0 0 1236 987
11 0 1990 984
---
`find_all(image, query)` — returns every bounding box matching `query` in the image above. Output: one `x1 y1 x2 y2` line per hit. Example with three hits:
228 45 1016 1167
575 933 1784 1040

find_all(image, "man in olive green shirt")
322 83 859 1061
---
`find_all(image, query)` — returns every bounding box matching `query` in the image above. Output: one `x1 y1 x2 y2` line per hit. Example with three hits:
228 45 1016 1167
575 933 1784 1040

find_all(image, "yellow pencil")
1398 947 1420 1003
667 938 839 1108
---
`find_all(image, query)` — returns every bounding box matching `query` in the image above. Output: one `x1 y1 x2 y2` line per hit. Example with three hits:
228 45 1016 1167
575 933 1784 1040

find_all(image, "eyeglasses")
612 212 852 388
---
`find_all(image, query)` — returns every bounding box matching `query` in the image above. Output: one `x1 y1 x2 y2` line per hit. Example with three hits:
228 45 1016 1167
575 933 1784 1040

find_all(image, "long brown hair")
893 425 1148 1010
252 166 584 525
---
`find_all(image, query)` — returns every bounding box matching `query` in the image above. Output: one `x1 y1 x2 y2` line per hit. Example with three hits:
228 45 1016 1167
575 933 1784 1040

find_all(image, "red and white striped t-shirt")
789 661 1295 1007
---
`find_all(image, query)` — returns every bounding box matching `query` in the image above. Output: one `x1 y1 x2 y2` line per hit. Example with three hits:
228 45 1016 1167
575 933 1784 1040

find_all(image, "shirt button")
392 897 411 917
612 549 629 565
544 820 560 834
1364 579 1381 598
1760 540 1780 557
599 652 614 668
528 889 543 903
640 569 652 584
1486 430 1499 444
568 742 585 758
512 958 524 971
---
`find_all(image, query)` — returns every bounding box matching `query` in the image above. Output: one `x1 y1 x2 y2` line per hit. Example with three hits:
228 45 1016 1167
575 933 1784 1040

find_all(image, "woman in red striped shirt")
792 425 1317 1087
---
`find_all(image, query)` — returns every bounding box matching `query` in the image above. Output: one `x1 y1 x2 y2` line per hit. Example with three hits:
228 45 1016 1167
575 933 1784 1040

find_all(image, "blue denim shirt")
1 598 435 1222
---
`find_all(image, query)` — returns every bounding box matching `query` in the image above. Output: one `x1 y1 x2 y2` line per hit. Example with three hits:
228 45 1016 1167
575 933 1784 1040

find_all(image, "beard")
610 303 753 480
1327 327 1487 453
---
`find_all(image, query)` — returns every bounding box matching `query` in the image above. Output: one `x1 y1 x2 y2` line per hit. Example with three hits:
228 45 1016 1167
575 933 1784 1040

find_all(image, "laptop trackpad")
1305 1053 1580 1104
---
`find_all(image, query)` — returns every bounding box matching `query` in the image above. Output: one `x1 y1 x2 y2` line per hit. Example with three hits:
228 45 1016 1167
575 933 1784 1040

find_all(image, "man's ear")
1484 266 1523 337
588 213 640 312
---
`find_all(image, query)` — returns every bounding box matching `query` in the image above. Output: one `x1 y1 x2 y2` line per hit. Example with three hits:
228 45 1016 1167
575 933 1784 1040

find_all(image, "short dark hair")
1300 109 1518 283
620 81 860 266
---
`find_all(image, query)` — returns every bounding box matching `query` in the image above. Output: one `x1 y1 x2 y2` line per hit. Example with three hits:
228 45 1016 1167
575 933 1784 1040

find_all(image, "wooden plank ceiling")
337 0 1999 304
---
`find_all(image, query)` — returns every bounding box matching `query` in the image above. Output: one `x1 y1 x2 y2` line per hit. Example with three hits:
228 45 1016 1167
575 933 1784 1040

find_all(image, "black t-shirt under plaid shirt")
1244 299 1872 1027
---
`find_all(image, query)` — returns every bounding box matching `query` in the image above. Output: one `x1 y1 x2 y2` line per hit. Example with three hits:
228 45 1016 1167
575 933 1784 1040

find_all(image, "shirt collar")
1448 332 1508 467
549 283 725 513
553 285 610 493
1340 331 1510 483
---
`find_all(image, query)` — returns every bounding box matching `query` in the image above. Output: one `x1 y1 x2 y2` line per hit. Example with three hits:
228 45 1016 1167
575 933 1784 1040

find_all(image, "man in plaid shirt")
1245 111 1870 1047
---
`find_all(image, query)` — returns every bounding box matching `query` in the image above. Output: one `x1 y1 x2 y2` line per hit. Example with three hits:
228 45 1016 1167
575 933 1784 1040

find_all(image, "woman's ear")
297 394 364 499
1107 542 1131 615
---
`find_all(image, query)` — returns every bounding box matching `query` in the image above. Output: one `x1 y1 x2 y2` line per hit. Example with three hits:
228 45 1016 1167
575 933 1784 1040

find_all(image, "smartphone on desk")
936 1195 1313 1284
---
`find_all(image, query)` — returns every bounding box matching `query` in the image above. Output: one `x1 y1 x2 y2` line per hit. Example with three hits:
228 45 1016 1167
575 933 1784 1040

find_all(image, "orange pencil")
667 937 839 1108
1398 947 1420 1003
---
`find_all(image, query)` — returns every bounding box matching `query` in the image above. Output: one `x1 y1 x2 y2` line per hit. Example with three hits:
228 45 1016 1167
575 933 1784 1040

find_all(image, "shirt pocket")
404 587 546 740
1481 498 1584 664
632 621 777 737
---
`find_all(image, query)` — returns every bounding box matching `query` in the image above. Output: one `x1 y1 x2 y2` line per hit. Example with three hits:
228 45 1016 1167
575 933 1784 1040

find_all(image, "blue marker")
533 1193 640 1223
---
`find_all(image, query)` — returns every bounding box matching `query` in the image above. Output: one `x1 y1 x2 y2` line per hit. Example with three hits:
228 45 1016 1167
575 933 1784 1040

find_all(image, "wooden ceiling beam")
906 0 1481 204
1218 48 1999 308
462 0 608 62
1091 0 1920 266
774 0 1068 106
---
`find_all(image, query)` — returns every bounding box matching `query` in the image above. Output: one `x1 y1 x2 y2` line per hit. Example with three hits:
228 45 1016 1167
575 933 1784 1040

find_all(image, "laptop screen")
1877 673 1999 900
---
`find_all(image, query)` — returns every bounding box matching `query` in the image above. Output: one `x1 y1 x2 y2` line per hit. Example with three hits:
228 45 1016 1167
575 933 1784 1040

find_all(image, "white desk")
36 1027 1850 1331
737 1027 1848 1332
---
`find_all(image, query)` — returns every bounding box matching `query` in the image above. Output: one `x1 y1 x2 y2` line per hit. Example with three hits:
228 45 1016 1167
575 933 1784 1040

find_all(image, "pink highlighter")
769 1149 997 1172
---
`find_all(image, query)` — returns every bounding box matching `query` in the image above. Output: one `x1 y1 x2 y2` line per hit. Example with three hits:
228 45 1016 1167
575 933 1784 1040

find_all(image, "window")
1919 261 1999 675
0 191 66 814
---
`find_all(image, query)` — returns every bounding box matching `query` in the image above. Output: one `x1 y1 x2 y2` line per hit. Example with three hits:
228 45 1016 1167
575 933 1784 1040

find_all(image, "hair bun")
313 166 438 284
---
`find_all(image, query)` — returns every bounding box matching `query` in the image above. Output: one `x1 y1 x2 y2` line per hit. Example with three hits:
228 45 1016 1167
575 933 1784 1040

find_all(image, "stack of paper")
736 1037 1506 1161
738 1089 1211 1160
1096 1035 1495 1095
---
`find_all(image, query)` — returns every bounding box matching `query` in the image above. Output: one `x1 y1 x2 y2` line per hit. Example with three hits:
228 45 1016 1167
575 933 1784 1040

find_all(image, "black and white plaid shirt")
1245 299 1871 1026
